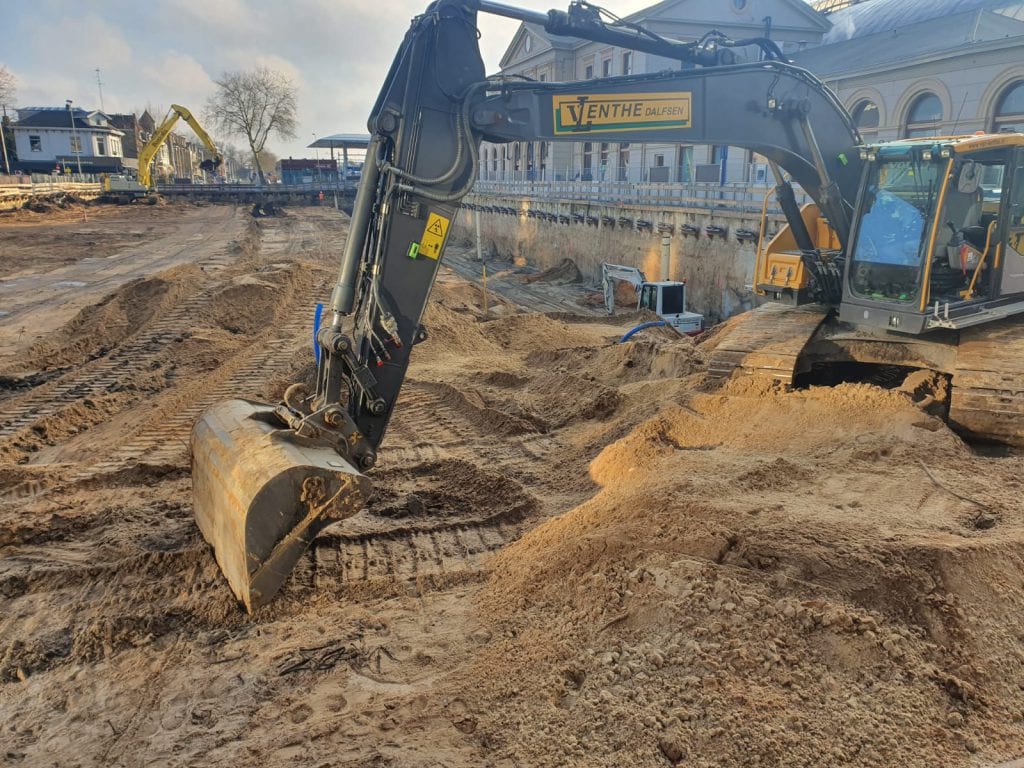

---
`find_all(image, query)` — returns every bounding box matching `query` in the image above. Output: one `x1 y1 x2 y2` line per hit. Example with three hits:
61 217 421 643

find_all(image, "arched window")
993 81 1024 134
852 100 880 139
904 93 943 138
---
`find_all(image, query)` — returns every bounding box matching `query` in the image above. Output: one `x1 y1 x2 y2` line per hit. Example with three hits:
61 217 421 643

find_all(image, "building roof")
821 0 1018 43
14 107 121 133
498 0 832 71
499 22 580 70
629 0 830 32
308 133 370 150
108 114 139 130
795 0 1024 77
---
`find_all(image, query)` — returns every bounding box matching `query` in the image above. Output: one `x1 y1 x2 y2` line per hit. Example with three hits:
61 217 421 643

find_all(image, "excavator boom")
138 104 223 188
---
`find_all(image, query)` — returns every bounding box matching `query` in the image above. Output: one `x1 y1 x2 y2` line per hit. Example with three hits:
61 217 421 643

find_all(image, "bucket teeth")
191 399 371 612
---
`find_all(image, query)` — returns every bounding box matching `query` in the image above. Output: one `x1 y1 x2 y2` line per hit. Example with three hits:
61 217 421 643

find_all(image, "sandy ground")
2 203 1024 767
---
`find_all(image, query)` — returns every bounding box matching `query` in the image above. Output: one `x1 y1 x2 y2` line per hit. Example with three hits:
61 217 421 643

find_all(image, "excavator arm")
192 0 865 611
137 104 223 188
602 264 647 315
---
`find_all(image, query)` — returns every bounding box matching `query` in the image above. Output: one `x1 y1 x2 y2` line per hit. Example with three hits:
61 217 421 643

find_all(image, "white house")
12 107 125 174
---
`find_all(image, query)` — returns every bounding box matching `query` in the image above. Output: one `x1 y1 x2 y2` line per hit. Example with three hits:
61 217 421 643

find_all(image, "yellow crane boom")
138 104 222 188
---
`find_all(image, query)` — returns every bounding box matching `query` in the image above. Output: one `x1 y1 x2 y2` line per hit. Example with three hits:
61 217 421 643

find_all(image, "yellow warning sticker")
419 212 450 260
552 92 692 135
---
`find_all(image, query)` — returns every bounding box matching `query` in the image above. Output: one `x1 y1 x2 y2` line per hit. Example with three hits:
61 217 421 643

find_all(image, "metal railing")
470 179 809 213
155 181 358 194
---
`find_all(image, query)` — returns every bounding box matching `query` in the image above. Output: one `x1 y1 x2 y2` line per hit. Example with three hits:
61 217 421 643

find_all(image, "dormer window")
524 35 532 53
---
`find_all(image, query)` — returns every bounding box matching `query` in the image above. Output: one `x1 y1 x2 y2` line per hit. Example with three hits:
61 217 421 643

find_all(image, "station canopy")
308 134 371 150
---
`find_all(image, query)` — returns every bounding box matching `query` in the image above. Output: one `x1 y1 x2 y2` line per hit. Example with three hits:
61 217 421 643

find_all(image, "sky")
2 0 655 160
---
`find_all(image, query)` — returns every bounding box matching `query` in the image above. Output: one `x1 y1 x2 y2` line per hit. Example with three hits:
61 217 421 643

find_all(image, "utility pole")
312 132 320 185
0 104 10 175
66 100 83 176
95 69 105 112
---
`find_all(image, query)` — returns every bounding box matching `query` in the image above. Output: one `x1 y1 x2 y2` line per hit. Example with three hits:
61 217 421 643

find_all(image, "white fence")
0 173 103 185
0 173 104 203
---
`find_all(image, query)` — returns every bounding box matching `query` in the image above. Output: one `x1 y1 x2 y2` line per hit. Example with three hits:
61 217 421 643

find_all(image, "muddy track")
383 385 559 467
0 487 535 683
0 218 247 438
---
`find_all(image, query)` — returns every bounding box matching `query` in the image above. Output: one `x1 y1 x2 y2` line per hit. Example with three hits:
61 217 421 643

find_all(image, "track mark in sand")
382 385 559 467
306 513 527 596
298 457 540 595
0 224 246 440
83 306 322 473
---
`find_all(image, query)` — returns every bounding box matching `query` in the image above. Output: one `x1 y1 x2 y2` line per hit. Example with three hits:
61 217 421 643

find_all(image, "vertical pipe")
331 136 381 318
0 118 9 176
661 232 671 281
343 146 350 194
475 208 483 262
482 263 489 318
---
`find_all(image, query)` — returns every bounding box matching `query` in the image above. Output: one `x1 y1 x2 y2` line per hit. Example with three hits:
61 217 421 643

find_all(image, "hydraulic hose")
619 320 667 343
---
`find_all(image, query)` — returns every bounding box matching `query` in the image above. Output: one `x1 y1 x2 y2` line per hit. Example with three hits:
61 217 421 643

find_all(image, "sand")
1 203 1023 767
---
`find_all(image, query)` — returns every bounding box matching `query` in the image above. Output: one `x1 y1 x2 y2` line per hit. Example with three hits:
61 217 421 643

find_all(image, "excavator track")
707 303 829 385
949 318 1024 446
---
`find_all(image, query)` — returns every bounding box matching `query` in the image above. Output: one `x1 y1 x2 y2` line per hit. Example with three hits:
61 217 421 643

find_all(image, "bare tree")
257 148 279 179
0 66 15 174
0 65 14 108
204 67 297 184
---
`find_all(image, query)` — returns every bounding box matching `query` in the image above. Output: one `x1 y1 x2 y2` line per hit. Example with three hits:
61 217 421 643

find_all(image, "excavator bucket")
191 399 371 612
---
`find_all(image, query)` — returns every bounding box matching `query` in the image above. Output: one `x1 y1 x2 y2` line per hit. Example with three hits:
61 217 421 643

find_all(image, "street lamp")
66 99 83 176
312 132 321 185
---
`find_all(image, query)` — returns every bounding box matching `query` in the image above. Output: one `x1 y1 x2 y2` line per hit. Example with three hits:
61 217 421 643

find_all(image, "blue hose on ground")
313 303 324 364
619 320 667 343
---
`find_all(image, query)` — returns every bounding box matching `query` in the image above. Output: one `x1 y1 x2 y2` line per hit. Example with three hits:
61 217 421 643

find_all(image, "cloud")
7 0 654 158
138 52 216 112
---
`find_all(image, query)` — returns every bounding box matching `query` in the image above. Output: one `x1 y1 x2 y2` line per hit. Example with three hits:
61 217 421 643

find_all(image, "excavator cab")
840 136 1024 333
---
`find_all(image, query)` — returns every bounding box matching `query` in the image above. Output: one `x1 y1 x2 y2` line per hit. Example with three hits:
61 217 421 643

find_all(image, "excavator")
105 105 222 199
601 263 703 335
138 104 222 187
190 0 1024 611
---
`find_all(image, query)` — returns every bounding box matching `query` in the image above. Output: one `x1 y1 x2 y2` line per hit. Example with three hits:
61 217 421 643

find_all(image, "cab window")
639 285 657 311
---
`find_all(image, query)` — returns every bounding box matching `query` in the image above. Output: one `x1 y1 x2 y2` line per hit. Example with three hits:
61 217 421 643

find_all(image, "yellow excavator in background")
103 104 223 200
137 104 222 188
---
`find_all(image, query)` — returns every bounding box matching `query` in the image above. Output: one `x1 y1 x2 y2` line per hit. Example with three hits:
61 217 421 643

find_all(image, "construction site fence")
0 173 103 191
470 179 810 213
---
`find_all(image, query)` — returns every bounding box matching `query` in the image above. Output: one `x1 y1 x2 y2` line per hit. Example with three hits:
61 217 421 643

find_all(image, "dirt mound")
522 257 583 285
366 458 538 524
482 312 612 353
577 279 638 310
198 268 301 336
420 302 502 355
24 264 205 370
514 372 620 429
448 381 1024 767
527 337 704 385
